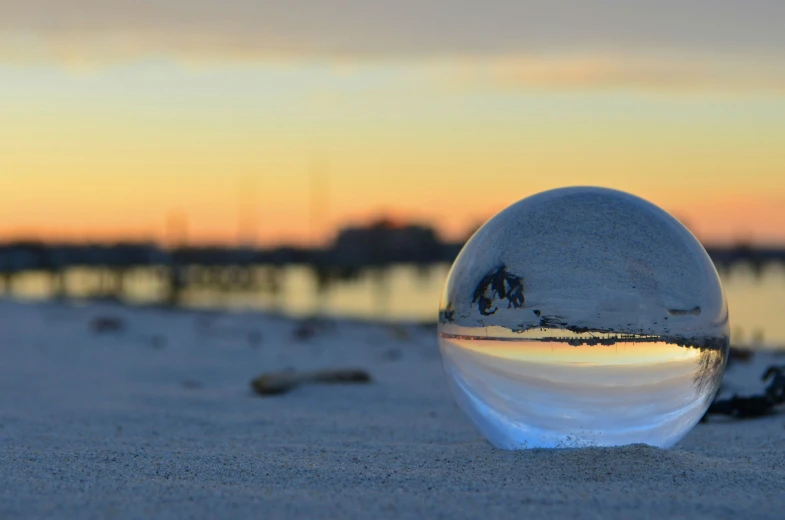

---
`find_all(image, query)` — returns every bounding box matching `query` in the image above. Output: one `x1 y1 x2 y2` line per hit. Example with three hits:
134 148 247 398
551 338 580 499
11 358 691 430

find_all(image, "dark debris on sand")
251 368 372 396
90 316 125 334
703 347 785 420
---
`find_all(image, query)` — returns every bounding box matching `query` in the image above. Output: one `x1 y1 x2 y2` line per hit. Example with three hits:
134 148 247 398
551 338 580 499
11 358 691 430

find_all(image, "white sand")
1 300 783 519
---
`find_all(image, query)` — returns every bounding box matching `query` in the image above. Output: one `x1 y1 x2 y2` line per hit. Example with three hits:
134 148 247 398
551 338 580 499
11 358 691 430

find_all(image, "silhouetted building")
330 218 443 267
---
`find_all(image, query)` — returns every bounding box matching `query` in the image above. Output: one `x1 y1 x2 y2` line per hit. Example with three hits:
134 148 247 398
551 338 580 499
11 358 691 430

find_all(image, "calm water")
439 333 726 448
5 263 785 344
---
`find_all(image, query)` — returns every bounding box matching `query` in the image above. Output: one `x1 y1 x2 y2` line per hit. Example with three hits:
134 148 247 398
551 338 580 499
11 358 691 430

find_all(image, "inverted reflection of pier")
440 332 727 350
442 333 660 344
538 334 661 346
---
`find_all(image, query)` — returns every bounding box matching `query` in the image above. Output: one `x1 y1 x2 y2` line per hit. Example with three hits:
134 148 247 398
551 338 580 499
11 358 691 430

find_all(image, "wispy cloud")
2 1 785 93
4 1 785 59
445 53 785 94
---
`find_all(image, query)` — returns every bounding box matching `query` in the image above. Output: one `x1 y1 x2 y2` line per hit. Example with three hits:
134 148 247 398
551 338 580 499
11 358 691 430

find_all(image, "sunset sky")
1 1 784 246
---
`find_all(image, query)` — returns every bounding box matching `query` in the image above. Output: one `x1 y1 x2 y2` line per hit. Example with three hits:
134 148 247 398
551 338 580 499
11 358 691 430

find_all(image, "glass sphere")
438 187 729 449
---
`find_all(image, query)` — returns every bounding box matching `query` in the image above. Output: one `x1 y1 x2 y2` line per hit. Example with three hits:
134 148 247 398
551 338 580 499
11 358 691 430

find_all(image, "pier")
0 225 782 306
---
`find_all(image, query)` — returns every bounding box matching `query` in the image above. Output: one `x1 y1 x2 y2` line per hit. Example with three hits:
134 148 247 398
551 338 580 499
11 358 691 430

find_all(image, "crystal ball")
438 187 729 449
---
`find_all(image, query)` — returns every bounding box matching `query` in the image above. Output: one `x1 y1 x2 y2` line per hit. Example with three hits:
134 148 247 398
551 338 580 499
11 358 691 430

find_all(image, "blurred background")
1 1 784 343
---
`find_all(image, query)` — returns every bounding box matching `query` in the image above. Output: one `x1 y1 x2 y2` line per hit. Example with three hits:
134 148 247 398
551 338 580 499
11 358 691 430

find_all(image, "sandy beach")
1 299 783 519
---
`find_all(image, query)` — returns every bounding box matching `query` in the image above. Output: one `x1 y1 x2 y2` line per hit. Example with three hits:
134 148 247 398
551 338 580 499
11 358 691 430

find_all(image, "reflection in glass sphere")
438 187 729 449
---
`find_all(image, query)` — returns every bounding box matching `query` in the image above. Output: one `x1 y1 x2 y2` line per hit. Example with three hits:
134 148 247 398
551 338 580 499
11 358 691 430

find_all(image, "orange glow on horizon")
1 57 783 246
1 179 784 247
441 336 704 366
